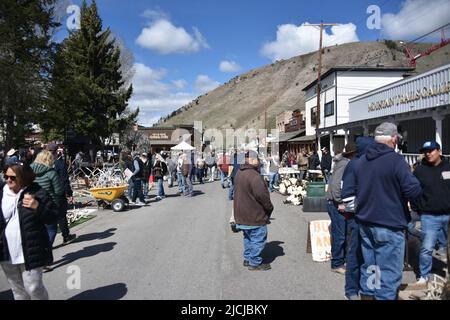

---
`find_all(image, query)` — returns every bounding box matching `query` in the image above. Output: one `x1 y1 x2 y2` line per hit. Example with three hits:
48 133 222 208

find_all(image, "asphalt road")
0 180 345 300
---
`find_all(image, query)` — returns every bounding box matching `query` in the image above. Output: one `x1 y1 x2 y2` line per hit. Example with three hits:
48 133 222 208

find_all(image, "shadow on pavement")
190 190 205 197
164 194 181 198
68 283 127 300
53 228 116 250
52 242 117 270
0 289 13 300
67 228 117 245
261 241 285 264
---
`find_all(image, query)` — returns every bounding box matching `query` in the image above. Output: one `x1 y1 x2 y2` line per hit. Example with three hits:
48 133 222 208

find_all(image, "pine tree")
46 0 137 150
0 0 58 149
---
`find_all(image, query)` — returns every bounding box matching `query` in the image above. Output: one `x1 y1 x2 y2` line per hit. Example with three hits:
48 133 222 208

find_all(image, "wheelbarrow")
89 185 129 212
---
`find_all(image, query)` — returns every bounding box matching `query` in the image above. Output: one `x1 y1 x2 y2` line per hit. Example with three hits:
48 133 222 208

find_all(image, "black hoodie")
413 157 450 214
353 143 422 229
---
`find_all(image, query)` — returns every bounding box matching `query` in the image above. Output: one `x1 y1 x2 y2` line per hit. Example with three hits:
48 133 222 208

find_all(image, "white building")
303 66 413 154
343 63 450 164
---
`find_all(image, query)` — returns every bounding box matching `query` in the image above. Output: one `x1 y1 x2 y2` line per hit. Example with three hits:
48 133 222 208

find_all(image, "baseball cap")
374 122 403 139
46 143 58 153
420 141 441 153
245 150 260 161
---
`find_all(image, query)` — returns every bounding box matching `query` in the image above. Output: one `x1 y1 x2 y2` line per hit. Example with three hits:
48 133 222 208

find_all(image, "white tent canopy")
171 141 195 151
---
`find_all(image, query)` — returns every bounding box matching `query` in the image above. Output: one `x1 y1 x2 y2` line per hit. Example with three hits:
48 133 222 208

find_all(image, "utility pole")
305 22 339 150
264 109 267 131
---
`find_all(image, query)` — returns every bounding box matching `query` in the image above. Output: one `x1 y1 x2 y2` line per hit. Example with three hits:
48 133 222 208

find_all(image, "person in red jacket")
217 152 230 189
233 150 274 271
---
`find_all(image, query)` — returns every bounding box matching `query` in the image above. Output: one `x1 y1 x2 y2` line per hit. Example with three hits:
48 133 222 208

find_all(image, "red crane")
405 30 450 67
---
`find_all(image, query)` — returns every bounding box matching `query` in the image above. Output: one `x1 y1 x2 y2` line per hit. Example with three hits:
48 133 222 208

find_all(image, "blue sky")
53 0 450 126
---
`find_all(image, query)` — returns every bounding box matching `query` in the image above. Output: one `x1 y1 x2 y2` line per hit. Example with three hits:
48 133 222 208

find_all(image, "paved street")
0 180 346 300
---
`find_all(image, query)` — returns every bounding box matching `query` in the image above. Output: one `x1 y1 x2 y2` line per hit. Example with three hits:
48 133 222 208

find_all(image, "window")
311 107 317 126
325 101 334 117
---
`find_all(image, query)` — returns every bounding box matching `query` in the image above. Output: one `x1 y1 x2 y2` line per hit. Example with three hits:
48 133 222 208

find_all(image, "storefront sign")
149 132 170 140
309 220 331 262
368 81 450 112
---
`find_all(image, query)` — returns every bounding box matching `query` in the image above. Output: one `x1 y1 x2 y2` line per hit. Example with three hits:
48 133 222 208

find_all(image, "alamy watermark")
66 265 81 290
66 5 80 31
367 5 381 30
366 265 382 290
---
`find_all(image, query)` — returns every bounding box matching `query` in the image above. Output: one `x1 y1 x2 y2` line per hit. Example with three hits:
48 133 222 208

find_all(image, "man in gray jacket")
326 142 357 275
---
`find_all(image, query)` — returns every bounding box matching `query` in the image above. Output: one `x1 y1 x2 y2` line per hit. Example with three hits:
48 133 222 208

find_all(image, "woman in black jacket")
0 162 58 300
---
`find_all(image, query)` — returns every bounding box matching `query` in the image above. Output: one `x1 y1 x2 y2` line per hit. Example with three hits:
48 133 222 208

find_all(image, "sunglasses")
4 175 17 181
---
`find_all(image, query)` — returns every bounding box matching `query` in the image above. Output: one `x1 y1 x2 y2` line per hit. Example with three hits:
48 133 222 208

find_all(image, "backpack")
153 161 163 179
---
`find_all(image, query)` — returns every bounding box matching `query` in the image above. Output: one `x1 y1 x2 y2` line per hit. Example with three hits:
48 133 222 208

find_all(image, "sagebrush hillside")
157 41 450 130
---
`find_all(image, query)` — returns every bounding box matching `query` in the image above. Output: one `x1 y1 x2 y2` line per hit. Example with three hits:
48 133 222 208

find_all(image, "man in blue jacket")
352 122 422 300
340 136 375 300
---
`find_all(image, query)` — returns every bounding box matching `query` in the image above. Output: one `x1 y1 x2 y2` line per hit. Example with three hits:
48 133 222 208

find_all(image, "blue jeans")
268 172 278 192
228 178 234 200
437 227 447 250
359 224 405 300
241 226 268 267
132 178 145 203
185 175 193 195
419 214 449 279
326 202 346 269
157 178 165 197
46 224 57 246
196 168 204 184
345 217 362 298
127 179 134 199
142 181 149 197
177 172 185 193
220 170 227 187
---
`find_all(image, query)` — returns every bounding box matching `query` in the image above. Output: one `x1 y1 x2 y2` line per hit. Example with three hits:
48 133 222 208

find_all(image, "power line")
332 22 450 78
304 22 339 148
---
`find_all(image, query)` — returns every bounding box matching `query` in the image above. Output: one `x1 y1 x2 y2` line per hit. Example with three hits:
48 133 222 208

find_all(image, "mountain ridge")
156 41 450 130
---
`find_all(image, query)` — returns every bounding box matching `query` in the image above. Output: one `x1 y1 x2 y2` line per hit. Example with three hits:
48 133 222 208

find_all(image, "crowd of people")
326 122 449 300
0 123 448 300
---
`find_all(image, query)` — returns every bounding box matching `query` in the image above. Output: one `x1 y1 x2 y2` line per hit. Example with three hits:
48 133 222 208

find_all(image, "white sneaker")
135 201 146 206
416 277 428 286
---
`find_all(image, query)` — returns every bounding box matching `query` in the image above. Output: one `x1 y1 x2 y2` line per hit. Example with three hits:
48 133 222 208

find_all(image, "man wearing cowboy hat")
5 148 19 168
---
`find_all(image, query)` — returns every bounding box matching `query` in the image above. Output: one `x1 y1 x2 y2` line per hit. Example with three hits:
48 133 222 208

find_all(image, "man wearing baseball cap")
352 122 422 300
413 141 450 287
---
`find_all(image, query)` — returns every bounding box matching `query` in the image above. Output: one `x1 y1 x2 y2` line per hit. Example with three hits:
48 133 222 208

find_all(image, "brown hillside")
157 41 450 130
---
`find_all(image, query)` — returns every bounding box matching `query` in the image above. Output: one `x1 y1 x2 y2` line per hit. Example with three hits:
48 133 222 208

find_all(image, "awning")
171 141 195 151
277 130 305 142
288 135 317 143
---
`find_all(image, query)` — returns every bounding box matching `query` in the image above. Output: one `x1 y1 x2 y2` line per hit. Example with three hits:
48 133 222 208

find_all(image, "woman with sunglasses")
0 162 58 299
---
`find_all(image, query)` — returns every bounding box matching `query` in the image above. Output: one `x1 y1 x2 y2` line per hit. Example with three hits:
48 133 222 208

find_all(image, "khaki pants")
1 262 49 300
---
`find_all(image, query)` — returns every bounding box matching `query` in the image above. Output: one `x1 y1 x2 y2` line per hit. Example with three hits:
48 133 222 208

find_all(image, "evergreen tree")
0 0 58 149
46 0 137 150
